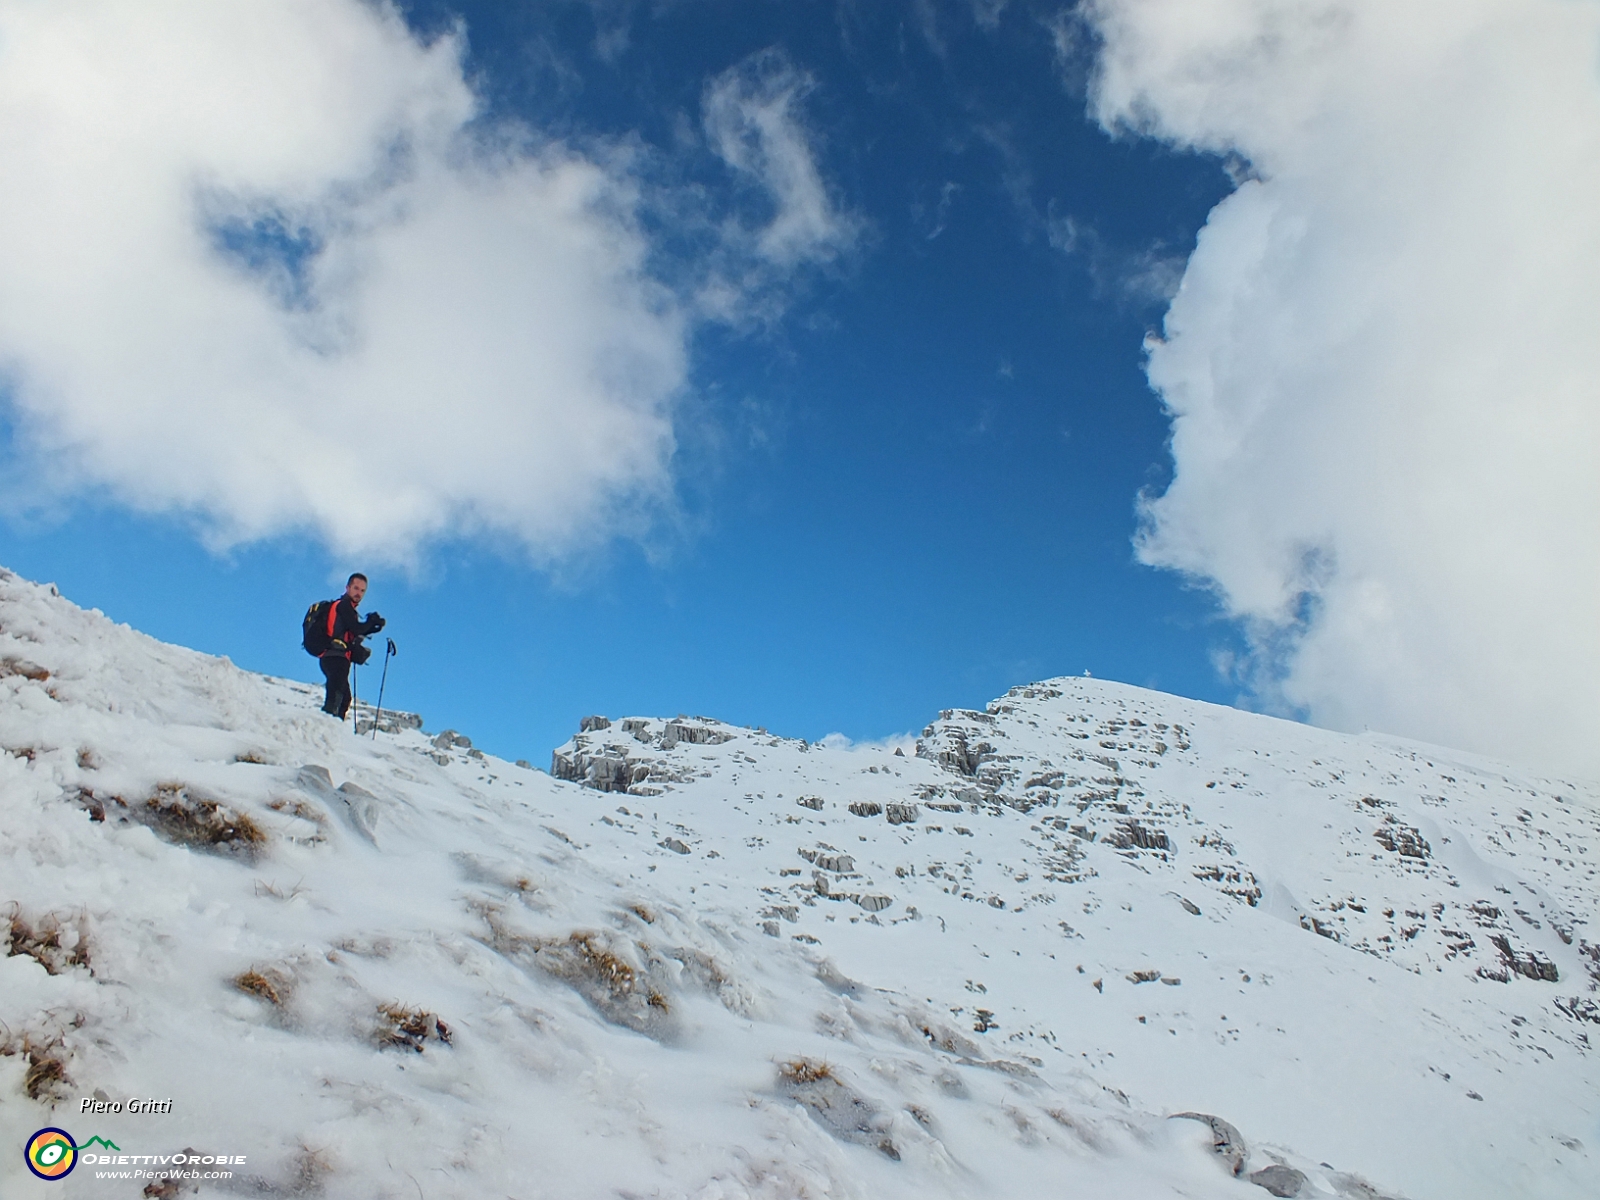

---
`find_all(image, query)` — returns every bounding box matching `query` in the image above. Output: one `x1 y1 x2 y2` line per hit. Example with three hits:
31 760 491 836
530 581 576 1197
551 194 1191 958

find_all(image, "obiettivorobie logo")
24 1129 119 1180
23 1128 247 1183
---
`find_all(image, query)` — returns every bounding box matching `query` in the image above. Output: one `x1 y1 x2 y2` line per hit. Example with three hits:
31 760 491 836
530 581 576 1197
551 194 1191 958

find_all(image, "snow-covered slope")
1 568 1595 1199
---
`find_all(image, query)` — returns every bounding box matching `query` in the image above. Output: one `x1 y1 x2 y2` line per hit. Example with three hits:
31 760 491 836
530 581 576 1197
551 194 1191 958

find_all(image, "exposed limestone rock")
1489 934 1560 982
1107 819 1170 853
661 721 733 749
353 703 423 736
550 720 730 795
1556 995 1600 1023
550 745 633 793
1374 817 1430 859
335 781 382 843
1249 1164 1308 1197
1170 1112 1246 1176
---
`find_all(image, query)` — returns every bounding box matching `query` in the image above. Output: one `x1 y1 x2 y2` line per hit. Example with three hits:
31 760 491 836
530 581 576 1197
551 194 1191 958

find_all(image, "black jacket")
322 597 380 659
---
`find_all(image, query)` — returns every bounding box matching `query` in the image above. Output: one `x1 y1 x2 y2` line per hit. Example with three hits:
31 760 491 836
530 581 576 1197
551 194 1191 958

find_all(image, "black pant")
320 656 351 718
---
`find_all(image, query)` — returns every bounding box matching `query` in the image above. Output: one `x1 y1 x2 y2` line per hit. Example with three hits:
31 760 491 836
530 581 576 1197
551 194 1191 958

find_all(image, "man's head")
345 573 368 605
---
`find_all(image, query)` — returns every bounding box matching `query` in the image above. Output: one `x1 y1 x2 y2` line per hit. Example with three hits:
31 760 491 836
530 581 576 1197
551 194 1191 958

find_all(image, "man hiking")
303 573 385 720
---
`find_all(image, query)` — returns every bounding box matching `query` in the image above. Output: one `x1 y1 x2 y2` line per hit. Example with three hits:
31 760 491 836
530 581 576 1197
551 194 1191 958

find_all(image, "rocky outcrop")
1489 934 1560 982
1170 1113 1401 1199
352 703 423 737
1170 1112 1247 1176
550 716 740 796
661 720 733 749
550 745 636 793
1373 816 1431 860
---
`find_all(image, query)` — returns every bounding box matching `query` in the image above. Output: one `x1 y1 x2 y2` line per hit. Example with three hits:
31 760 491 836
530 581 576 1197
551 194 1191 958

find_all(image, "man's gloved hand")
352 643 373 665
362 613 386 635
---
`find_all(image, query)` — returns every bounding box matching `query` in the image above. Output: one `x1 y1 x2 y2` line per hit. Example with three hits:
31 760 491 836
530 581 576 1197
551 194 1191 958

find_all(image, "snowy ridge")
1 567 1595 1199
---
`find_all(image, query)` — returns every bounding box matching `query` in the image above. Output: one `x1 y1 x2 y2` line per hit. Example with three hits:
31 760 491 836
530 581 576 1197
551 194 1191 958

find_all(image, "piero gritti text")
81 1096 173 1115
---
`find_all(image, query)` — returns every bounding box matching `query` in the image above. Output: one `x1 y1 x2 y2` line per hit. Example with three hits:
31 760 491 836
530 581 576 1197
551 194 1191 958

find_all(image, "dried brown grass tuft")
0 657 50 682
2 1011 84 1102
550 932 659 1006
375 1003 451 1052
23 1041 71 1100
779 1057 834 1085
776 1056 900 1160
292 1143 334 1193
141 784 266 859
5 905 91 975
254 879 307 901
265 796 327 845
72 786 112 822
521 928 676 1035
234 967 292 1007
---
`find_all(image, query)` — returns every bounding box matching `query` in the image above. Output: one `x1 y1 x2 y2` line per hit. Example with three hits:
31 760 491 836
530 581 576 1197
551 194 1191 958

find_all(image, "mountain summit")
1 567 1594 1198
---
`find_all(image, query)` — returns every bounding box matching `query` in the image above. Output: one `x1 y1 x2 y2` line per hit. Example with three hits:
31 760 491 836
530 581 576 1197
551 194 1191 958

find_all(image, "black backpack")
302 599 337 657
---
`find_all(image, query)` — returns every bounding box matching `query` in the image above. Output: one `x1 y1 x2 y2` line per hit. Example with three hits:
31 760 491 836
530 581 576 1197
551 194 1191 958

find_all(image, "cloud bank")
1085 0 1600 774
0 3 847 563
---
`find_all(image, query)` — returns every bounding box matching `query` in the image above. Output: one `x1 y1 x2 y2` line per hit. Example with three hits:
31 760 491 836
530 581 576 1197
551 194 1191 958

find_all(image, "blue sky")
3 1 1590 774
0 1 1237 761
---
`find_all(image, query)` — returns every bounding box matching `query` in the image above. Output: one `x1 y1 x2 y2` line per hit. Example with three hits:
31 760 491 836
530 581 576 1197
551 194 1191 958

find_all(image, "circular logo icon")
25 1128 78 1180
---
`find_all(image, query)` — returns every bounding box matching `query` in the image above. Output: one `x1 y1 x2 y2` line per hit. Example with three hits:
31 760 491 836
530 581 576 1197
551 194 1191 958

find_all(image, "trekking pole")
371 638 397 739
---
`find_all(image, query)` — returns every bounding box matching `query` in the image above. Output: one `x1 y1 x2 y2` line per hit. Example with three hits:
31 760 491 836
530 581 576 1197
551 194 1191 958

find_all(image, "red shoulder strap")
326 600 340 639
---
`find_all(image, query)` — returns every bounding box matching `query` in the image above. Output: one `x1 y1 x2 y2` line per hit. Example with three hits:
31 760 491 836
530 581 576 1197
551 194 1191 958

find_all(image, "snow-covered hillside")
1 567 1595 1199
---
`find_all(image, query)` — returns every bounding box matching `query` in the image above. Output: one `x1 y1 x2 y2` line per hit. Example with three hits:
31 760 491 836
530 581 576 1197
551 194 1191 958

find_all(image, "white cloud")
1046 214 1186 307
0 2 839 565
968 1 1011 32
1084 0 1600 774
698 51 861 323
815 730 920 757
